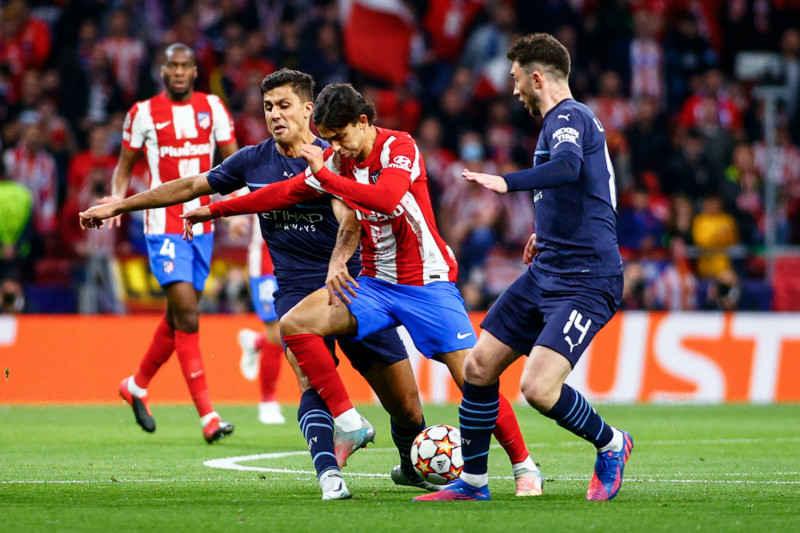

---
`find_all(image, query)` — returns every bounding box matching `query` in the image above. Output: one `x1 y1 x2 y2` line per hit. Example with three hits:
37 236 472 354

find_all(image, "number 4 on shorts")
160 238 176 259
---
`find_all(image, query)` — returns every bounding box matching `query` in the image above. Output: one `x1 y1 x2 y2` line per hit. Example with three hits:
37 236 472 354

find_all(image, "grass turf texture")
2 403 798 532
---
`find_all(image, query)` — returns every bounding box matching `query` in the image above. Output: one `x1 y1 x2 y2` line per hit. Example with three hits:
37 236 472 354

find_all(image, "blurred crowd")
1 0 799 314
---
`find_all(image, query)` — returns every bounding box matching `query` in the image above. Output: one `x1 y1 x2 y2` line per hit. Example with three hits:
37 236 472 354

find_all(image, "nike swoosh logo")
457 332 473 340
155 121 171 130
190 370 204 379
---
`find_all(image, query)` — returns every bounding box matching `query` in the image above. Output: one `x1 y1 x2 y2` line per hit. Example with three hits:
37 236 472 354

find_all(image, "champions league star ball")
410 424 463 485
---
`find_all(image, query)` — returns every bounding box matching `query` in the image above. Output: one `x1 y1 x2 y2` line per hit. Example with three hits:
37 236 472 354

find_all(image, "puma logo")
155 121 172 130
456 332 473 340
564 336 579 353
558 114 570 121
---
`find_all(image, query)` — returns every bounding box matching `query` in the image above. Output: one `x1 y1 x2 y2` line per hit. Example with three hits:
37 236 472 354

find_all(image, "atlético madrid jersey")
308 127 458 286
122 91 236 235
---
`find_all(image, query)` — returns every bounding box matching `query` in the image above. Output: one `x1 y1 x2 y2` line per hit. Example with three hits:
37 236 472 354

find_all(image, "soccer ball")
410 424 463 485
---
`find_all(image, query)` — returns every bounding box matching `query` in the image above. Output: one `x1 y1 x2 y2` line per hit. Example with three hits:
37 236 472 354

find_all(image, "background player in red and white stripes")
82 43 239 443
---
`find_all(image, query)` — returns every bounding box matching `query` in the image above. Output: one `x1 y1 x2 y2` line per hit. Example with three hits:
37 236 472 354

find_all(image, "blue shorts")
345 277 475 357
250 275 279 323
146 234 213 291
274 280 408 376
481 266 623 367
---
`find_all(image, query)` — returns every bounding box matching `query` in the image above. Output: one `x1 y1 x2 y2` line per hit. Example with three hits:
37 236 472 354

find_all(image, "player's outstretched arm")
499 151 582 191
462 169 509 193
301 143 412 215
79 173 215 229
199 173 322 220
326 198 361 306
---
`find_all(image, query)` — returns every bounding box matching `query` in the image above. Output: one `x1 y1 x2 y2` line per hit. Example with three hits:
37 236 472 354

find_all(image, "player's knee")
463 351 494 386
170 308 199 332
279 309 310 336
519 375 558 413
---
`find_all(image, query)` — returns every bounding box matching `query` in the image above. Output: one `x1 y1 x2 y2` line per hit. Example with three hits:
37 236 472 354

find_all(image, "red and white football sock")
174 330 214 418
494 393 531 464
283 333 353 417
133 315 175 389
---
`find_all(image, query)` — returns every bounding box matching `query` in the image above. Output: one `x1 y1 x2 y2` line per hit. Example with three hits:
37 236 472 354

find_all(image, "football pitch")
2 403 798 532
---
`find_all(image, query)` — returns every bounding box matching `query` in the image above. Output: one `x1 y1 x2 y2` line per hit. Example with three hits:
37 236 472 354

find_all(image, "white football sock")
460 472 489 488
126 376 148 397
200 411 219 427
512 456 539 477
598 428 623 453
334 408 362 432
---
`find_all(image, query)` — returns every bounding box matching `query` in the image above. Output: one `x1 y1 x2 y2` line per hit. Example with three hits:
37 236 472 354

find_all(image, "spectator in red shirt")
0 0 51 104
678 68 743 134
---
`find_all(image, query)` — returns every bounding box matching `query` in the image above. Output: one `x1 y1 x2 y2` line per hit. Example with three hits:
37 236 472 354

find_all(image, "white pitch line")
202 448 800 485
5 437 799 486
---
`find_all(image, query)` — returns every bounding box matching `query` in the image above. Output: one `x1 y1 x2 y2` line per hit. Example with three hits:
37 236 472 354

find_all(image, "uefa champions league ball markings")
410 424 463 485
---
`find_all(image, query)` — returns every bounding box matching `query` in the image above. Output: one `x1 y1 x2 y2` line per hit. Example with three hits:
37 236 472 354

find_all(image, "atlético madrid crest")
164 260 174 274
197 111 211 130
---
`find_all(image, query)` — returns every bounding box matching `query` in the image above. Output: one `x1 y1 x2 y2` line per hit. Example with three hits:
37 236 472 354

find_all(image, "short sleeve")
122 103 146 151
207 146 250 195
208 94 236 145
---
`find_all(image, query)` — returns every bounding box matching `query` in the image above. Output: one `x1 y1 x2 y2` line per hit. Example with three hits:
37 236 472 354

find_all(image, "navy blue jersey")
531 99 622 277
207 137 361 283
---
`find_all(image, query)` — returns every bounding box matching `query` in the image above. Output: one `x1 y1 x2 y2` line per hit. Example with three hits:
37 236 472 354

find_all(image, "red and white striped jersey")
308 127 458 286
122 91 236 235
247 214 274 277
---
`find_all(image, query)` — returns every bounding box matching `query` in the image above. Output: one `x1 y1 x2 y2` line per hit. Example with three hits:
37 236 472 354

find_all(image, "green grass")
2 403 799 532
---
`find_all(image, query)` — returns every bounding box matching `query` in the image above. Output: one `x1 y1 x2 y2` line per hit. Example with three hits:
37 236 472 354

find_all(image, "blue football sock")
298 389 337 478
459 380 499 477
391 417 425 476
543 384 613 448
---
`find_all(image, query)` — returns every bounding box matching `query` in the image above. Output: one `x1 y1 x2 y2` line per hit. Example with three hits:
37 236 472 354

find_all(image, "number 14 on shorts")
563 310 591 353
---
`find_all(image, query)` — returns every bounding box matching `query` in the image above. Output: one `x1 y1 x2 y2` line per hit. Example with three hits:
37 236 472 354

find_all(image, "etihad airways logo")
260 210 324 223
160 141 212 158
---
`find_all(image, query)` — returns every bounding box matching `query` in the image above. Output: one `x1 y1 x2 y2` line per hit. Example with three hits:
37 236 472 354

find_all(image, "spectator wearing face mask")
438 131 503 286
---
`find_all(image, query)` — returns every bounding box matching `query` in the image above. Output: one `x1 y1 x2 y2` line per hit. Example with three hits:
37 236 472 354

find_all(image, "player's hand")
523 233 537 265
180 206 213 241
462 169 509 193
325 259 359 306
79 196 123 230
301 143 325 174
